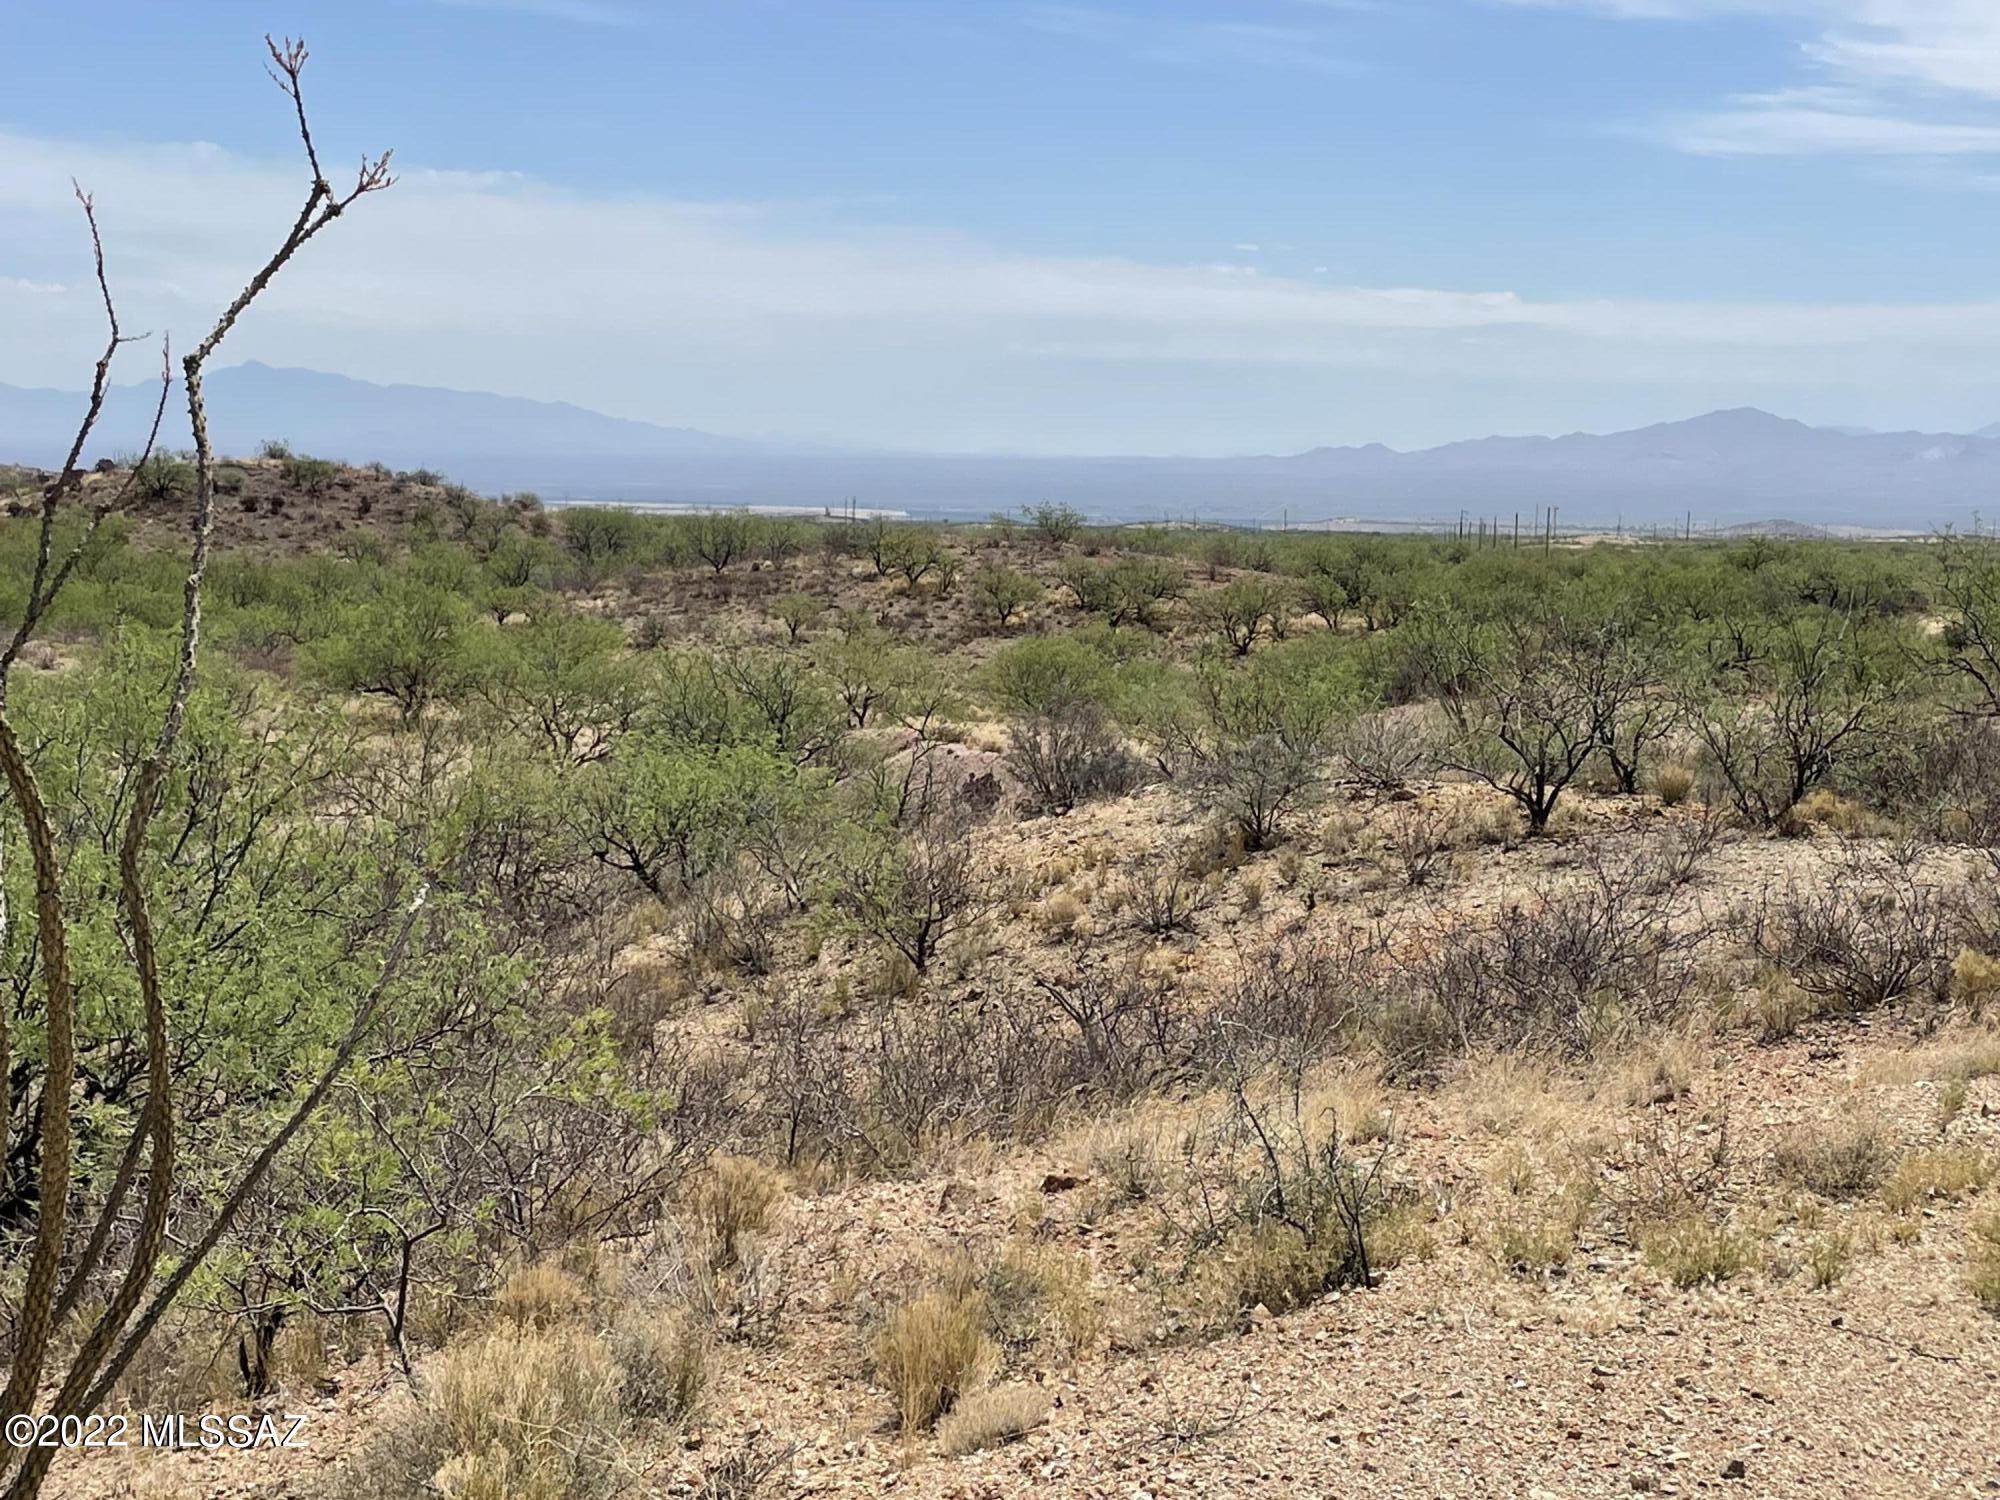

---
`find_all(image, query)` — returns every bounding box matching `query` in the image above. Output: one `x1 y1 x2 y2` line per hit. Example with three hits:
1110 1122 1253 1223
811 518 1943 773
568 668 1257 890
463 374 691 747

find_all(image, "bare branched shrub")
1336 709 1435 792
1202 931 1370 1066
1380 801 1454 888
1035 964 1185 1102
1006 704 1144 815
1122 860 1217 935
1631 806 1729 894
1162 1057 1396 1320
1381 851 1709 1067
1752 852 1956 1016
1602 1104 1733 1232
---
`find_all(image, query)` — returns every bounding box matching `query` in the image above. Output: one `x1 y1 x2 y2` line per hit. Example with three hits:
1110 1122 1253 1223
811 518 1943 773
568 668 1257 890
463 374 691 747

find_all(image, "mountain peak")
1664 407 1802 433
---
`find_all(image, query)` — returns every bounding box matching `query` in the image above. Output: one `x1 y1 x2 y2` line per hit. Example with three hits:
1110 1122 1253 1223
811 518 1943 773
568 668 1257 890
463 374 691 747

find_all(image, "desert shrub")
1006 704 1144 815
1933 533 2000 719
1195 575 1289 654
1950 949 2000 1018
1024 501 1084 549
1597 1100 1734 1232
1806 1228 1854 1290
332 1324 628 1500
1642 1213 1758 1289
1038 890 1085 937
1679 611 1906 828
1201 932 1366 1063
1172 1060 1397 1319
936 1384 1050 1457
832 795 994 973
1408 599 1631 834
282 453 339 495
1295 564 1348 630
608 1306 709 1424
1770 1120 1891 1200
872 1290 992 1432
1336 709 1435 791
1385 853 1706 1063
970 564 1043 627
469 610 644 763
570 740 811 902
1157 642 1359 850
308 582 477 722
1122 860 1216 935
1484 1156 1592 1275
688 510 754 572
561 504 649 578
1380 801 1454 888
259 437 294 460
982 1245 1103 1362
1909 716 2000 846
131 450 195 499
1032 963 1184 1103
770 592 826 644
1057 555 1185 628
1752 855 1956 1015
429 1326 624 1500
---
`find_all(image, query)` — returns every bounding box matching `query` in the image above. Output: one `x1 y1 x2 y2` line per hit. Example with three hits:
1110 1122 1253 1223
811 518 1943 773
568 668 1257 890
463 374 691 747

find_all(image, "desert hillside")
3 459 1996 1499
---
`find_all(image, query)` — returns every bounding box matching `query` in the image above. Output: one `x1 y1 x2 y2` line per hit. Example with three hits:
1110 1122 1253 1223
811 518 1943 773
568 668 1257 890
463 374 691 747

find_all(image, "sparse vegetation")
9 184 2000 1492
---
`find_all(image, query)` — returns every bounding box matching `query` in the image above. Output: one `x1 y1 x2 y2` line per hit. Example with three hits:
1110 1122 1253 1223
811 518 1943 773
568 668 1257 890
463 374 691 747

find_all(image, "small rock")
1722 1458 1748 1481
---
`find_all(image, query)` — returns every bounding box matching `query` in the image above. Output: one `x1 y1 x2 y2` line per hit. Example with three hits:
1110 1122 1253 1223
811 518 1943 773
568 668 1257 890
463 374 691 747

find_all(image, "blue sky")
7 0 2000 452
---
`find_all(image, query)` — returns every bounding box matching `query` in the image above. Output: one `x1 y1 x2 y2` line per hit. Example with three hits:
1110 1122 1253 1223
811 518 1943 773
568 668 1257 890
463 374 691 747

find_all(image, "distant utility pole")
1513 511 1520 548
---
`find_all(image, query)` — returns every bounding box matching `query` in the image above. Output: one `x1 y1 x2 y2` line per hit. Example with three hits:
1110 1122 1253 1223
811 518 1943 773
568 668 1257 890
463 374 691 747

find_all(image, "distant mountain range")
4 363 1997 530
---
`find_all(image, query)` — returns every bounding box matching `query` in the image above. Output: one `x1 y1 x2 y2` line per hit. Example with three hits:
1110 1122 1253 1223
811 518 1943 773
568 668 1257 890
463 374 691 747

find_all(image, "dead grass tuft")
872 1290 993 1432
688 1154 786 1268
1771 1119 1893 1200
427 1325 624 1500
1642 1212 1759 1290
1968 1216 2000 1315
1880 1147 1995 1214
936 1383 1051 1456
493 1262 588 1330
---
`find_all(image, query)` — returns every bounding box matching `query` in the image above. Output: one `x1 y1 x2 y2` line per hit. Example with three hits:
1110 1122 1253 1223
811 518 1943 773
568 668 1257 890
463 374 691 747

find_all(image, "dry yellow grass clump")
872 1290 994 1432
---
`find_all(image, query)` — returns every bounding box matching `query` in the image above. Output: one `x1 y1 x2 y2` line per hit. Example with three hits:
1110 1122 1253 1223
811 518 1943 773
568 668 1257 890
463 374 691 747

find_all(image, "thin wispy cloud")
1503 0 2000 164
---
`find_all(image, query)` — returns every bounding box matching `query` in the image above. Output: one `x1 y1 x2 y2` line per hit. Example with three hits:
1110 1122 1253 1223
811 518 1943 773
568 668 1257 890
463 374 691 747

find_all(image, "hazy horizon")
7 359 1999 463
